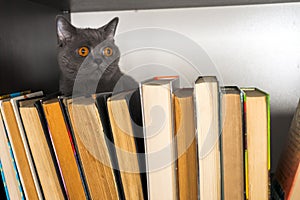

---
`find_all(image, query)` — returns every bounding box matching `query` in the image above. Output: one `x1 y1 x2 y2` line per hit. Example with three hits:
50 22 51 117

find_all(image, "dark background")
0 0 69 95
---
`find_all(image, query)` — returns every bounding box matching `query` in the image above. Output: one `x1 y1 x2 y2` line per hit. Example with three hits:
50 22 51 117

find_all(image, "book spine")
0 161 10 200
34 100 68 200
243 93 249 200
95 94 125 200
58 97 91 200
0 91 31 100
0 111 25 200
8 142 24 200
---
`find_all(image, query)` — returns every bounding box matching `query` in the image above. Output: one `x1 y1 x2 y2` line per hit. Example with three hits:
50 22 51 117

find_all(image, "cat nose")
94 58 102 65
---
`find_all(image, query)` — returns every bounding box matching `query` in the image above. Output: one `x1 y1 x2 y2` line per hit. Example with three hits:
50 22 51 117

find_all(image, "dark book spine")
127 89 148 200
95 93 125 200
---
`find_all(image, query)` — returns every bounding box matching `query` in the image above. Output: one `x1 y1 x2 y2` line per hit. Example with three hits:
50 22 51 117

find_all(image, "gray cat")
56 16 137 96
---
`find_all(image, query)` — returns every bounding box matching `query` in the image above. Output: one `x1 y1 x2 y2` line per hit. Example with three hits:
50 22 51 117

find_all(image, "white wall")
71 3 300 170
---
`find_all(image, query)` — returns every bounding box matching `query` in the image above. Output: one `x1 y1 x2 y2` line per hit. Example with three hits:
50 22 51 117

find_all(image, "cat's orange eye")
103 47 113 57
78 47 89 57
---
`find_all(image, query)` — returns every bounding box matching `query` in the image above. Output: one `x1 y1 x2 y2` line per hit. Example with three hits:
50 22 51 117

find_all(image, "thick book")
19 98 66 200
41 97 88 199
174 88 198 200
0 105 23 200
107 89 146 200
10 91 44 200
194 76 221 200
242 88 270 200
273 99 300 200
0 91 31 200
140 76 179 200
66 94 122 200
0 98 39 199
220 87 244 200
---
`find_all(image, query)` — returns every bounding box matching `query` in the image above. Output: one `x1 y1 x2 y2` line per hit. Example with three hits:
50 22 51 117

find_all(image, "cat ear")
56 16 76 46
101 17 119 39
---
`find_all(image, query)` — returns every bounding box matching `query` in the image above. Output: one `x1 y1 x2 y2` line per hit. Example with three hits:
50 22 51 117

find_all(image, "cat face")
56 16 120 82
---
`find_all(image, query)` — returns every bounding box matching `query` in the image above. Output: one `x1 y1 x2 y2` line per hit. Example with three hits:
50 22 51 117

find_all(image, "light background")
71 3 300 171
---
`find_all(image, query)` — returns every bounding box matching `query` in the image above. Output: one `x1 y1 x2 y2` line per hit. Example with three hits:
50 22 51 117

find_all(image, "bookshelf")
1 0 299 198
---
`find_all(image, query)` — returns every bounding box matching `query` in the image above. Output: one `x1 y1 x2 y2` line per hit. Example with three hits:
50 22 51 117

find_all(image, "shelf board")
29 0 300 12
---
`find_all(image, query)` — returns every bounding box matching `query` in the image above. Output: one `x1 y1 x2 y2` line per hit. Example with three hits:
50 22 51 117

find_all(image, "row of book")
0 75 296 200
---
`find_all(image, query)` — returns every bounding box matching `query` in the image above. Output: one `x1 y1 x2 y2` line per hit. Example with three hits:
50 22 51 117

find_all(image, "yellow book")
174 88 198 200
66 95 120 200
242 88 270 200
42 97 87 199
107 90 145 199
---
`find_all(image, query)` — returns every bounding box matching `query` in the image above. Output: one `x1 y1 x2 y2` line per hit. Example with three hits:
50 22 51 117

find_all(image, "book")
0 98 39 199
41 97 88 199
194 76 221 200
10 91 44 200
107 89 145 200
220 87 244 200
19 98 66 200
173 88 198 200
66 94 121 200
0 161 9 199
273 99 300 200
242 88 270 200
0 107 23 200
140 76 179 200
0 91 31 200
0 91 31 100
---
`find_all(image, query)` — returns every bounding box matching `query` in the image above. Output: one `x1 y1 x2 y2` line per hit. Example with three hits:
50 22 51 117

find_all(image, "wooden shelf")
29 0 300 12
